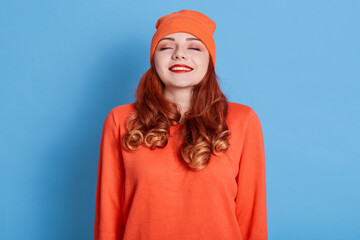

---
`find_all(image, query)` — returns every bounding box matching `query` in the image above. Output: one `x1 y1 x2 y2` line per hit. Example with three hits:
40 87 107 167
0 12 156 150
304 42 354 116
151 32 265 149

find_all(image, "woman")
94 9 268 240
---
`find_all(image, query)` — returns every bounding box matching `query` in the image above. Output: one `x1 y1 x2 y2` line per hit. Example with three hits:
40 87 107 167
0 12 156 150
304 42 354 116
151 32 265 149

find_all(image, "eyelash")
160 47 201 51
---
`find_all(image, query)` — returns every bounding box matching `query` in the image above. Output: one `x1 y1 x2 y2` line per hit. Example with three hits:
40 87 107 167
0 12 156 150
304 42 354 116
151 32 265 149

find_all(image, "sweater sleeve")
94 109 125 240
235 108 268 240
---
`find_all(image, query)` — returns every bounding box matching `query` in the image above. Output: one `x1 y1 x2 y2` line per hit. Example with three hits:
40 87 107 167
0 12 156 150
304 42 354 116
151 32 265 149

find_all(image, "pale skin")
153 32 210 121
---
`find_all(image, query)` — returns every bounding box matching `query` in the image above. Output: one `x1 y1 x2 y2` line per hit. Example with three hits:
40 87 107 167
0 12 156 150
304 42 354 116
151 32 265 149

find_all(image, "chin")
168 84 196 89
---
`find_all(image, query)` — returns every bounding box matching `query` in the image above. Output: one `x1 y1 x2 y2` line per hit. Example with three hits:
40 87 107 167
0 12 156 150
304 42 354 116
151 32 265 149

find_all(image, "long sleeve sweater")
94 101 268 240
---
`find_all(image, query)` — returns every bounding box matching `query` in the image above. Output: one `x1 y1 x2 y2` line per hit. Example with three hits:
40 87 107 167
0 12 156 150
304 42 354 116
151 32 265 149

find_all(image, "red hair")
122 58 230 171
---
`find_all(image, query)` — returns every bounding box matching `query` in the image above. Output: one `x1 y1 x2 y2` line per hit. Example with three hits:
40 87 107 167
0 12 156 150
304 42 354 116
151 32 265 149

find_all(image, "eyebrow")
158 37 202 43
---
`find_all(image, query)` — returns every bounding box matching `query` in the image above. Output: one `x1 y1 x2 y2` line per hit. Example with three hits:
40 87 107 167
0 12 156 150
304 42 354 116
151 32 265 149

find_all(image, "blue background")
1 0 359 239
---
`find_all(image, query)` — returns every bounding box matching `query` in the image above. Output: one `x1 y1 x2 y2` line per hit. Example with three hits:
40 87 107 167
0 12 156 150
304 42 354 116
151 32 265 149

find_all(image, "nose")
172 46 187 60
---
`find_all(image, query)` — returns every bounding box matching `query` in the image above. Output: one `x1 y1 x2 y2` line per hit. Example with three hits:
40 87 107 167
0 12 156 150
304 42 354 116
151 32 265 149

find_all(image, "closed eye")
159 47 201 51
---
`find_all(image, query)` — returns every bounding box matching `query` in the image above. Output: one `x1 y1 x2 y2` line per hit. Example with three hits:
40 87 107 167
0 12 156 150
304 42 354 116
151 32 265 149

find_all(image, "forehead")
158 32 204 44
165 32 196 38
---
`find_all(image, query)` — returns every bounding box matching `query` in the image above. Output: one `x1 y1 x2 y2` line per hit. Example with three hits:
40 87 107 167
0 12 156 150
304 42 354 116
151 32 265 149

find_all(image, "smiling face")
154 32 210 91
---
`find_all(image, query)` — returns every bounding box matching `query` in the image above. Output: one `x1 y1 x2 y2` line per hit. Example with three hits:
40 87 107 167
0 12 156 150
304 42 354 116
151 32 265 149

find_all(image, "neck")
163 87 192 120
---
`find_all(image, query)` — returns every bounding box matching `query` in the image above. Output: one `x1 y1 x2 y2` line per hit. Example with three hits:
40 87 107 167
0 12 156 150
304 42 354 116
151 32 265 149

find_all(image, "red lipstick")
169 64 193 73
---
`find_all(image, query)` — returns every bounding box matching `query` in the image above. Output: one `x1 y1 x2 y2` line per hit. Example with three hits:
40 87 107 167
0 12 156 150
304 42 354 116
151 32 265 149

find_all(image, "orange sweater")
94 102 268 240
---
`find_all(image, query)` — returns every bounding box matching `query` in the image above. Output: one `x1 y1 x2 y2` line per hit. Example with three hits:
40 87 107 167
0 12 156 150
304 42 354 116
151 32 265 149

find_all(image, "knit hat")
150 9 217 66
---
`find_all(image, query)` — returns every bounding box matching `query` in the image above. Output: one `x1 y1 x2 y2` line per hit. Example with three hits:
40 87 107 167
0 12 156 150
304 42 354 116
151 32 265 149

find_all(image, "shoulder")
227 101 253 114
227 101 260 120
105 102 135 128
226 102 262 135
111 102 135 116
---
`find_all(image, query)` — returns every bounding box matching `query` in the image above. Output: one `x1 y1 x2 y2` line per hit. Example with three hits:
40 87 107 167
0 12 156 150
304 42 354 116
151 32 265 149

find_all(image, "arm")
235 108 268 240
94 109 125 240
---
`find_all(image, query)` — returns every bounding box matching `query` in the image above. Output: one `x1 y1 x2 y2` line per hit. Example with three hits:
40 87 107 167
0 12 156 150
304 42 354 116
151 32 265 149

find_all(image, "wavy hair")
122 58 231 171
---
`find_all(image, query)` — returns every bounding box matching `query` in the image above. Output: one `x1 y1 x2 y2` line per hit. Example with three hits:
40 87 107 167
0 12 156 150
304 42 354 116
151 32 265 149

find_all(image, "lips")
169 64 193 73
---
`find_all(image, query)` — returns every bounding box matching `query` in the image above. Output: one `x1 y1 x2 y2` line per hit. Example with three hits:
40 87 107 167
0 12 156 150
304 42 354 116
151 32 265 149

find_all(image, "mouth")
169 64 193 73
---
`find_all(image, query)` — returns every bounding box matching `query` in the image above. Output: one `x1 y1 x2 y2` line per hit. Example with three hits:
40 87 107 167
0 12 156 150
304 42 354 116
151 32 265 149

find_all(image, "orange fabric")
150 9 217 66
94 101 268 240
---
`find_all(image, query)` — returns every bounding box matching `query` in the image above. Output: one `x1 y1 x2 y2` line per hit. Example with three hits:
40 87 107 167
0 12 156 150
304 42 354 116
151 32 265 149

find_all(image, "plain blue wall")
1 0 359 239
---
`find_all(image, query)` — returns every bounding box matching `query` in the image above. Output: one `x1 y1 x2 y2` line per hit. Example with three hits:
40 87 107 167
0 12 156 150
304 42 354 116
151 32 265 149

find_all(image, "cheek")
154 57 164 74
154 57 167 82
196 55 210 72
154 54 166 69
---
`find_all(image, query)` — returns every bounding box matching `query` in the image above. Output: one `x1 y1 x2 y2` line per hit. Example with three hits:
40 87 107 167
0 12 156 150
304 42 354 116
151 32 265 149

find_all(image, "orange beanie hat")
150 9 217 66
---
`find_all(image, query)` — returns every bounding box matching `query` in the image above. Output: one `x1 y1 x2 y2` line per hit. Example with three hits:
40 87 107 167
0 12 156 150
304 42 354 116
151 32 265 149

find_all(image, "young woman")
94 9 268 240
